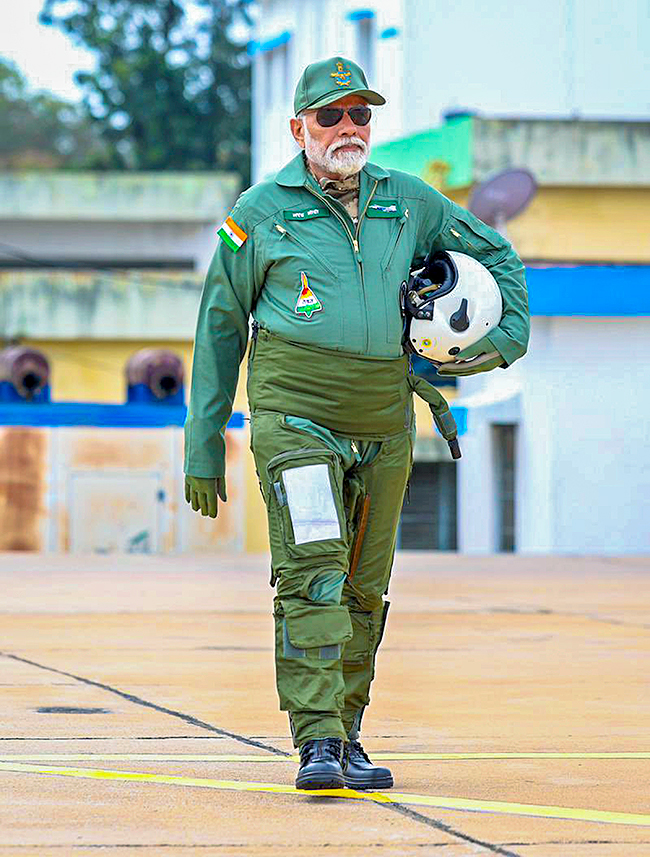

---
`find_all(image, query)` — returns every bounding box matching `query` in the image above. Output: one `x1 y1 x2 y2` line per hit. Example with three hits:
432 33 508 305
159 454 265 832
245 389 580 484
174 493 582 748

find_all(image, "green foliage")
0 56 108 168
40 0 252 183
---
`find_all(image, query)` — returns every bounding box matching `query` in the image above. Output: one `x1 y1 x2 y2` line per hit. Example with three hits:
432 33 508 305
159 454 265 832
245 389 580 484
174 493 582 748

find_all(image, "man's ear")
290 117 305 149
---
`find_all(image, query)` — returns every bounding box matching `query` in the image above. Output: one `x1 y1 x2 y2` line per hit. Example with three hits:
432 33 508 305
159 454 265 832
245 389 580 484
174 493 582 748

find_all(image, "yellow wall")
448 186 650 262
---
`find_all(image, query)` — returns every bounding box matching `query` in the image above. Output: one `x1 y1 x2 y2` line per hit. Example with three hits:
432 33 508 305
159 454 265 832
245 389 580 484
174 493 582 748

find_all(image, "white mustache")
329 137 367 155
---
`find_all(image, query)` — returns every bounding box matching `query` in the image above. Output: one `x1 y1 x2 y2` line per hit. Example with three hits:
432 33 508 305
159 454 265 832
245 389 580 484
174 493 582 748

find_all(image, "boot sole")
295 772 345 791
344 775 394 791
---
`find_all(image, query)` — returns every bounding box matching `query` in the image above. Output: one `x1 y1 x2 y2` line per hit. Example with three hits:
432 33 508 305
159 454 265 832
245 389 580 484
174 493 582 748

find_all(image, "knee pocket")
277 599 353 661
267 449 348 561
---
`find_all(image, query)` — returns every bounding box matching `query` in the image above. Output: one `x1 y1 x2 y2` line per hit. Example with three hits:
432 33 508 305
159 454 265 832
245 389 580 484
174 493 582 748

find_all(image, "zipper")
385 207 409 269
274 222 338 278
449 226 476 250
306 179 379 352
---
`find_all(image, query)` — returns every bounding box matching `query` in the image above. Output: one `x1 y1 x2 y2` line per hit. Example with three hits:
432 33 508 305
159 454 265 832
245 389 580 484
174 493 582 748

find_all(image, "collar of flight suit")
274 151 390 189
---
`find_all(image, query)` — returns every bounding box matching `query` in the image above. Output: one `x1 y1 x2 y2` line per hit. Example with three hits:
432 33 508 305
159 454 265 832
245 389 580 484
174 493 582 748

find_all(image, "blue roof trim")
527 265 650 316
248 30 292 55
347 9 375 21
379 26 400 39
0 403 245 429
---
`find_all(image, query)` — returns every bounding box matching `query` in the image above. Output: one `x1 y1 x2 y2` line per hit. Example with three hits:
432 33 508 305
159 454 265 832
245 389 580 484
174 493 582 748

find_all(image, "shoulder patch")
218 215 248 252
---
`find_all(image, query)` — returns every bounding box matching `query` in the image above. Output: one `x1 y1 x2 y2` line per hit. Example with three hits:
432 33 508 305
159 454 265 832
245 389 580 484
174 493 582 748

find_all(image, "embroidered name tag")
366 199 402 218
284 206 330 221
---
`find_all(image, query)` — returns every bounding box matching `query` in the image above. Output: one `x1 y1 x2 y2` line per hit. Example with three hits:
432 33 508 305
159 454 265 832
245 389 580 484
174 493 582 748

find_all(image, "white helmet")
402 250 502 364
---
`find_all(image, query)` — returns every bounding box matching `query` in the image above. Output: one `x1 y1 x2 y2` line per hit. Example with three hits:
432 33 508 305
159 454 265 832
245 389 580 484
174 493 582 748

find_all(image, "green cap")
293 56 386 116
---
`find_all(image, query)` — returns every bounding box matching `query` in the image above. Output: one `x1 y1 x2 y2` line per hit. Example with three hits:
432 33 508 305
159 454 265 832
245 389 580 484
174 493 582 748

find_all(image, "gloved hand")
437 334 505 377
184 475 227 518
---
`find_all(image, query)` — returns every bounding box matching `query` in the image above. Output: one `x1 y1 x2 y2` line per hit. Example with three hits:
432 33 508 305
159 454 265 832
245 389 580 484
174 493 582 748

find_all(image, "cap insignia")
331 61 352 87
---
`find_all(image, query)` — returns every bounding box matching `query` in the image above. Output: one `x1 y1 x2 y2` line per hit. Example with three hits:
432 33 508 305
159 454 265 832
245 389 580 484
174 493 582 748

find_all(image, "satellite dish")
468 168 537 238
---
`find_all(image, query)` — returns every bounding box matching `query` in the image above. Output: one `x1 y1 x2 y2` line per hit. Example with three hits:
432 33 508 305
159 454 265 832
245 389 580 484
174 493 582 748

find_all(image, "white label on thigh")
282 464 341 545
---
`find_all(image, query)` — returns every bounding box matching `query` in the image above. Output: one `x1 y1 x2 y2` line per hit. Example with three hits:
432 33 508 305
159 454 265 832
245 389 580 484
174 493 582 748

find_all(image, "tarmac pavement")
0 551 649 856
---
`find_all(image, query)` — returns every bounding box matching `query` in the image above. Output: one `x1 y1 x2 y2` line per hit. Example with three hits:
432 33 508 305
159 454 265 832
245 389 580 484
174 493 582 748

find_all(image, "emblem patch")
330 61 352 87
366 199 402 218
295 272 323 320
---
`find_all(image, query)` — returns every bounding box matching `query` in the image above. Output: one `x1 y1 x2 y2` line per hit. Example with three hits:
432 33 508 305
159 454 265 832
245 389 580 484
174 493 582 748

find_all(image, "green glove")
184 476 227 518
437 334 506 377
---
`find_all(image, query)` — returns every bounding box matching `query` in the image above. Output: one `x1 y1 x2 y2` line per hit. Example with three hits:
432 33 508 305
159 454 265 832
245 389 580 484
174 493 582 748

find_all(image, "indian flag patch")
217 215 248 252
295 272 323 320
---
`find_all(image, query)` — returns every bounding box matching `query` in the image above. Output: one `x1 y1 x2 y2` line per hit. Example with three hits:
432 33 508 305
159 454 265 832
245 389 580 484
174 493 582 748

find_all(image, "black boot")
343 740 394 790
295 738 344 790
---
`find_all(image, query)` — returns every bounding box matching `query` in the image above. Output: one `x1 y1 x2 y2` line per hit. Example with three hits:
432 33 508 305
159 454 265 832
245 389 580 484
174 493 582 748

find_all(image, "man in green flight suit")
184 56 530 791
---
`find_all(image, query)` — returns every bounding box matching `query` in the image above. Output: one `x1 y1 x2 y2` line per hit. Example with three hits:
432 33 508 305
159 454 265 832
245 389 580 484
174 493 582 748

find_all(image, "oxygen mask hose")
407 374 462 460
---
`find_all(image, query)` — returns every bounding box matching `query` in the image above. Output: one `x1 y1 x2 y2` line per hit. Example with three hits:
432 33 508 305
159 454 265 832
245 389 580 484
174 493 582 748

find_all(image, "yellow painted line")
0 753 290 763
1 761 650 827
0 751 649 763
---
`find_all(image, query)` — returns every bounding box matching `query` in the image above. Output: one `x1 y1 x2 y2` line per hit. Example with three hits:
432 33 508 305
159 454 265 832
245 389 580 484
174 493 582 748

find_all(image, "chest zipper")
307 180 379 352
385 208 409 269
274 222 338 278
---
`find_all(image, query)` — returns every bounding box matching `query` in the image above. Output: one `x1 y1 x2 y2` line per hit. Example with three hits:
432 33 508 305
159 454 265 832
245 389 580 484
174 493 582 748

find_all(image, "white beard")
303 121 368 176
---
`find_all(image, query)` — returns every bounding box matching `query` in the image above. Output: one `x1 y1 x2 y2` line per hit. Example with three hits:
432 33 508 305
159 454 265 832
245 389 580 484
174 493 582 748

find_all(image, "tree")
40 0 253 184
0 56 108 169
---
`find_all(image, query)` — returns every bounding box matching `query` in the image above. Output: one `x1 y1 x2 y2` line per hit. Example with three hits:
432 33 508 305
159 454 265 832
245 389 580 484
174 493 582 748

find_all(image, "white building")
251 0 650 180
251 1 650 555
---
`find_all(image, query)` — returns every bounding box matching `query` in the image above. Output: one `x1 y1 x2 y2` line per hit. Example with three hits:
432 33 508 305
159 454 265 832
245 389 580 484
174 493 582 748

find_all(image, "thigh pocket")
267 449 348 560
282 600 353 660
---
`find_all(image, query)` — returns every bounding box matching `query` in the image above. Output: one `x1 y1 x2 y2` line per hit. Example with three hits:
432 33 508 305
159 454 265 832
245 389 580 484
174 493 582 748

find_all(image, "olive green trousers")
250 410 412 747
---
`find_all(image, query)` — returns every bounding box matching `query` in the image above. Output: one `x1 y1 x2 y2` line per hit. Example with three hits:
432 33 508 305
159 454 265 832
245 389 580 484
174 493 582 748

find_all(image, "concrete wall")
0 424 246 554
456 317 650 554
0 221 218 272
402 0 649 133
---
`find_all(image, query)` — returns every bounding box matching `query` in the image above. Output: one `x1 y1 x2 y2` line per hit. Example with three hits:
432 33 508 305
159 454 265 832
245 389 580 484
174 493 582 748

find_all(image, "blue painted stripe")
0 403 245 429
451 407 467 436
347 9 375 21
527 265 650 316
248 30 291 55
379 26 400 39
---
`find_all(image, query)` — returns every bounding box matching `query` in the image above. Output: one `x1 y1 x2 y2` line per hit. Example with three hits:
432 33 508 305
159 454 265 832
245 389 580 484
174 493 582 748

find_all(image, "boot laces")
300 737 341 763
348 739 371 764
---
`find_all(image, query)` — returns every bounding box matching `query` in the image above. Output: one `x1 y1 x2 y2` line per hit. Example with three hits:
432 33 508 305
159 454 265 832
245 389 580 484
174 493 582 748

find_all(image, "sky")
0 0 95 100
0 0 246 103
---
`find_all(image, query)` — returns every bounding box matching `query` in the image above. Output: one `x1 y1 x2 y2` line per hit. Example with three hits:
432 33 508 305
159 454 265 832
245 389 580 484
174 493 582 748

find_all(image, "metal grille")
493 424 517 552
398 461 457 550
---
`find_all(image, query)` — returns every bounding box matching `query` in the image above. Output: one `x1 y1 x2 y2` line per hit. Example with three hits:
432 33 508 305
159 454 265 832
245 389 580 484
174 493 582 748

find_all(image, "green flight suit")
184 153 530 746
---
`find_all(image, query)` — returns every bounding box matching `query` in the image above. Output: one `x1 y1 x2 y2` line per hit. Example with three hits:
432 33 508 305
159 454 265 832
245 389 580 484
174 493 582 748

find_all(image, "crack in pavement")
0 651 290 757
378 802 522 856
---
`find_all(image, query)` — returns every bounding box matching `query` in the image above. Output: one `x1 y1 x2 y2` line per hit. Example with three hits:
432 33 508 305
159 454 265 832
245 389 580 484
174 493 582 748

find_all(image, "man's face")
290 94 371 178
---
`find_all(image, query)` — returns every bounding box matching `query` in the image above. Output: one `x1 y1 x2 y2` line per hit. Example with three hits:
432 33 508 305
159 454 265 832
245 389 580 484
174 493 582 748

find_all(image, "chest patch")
284 206 330 221
366 198 402 218
295 272 323 320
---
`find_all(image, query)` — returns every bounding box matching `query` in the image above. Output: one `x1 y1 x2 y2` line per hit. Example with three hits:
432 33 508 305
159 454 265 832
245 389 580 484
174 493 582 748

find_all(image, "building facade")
251 0 650 181
249 0 650 554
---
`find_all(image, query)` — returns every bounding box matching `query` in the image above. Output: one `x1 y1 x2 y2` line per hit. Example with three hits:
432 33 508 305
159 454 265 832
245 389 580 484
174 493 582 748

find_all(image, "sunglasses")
314 105 372 127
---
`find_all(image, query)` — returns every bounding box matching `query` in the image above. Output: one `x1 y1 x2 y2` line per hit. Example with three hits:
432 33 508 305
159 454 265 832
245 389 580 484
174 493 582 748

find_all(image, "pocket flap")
283 601 353 649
